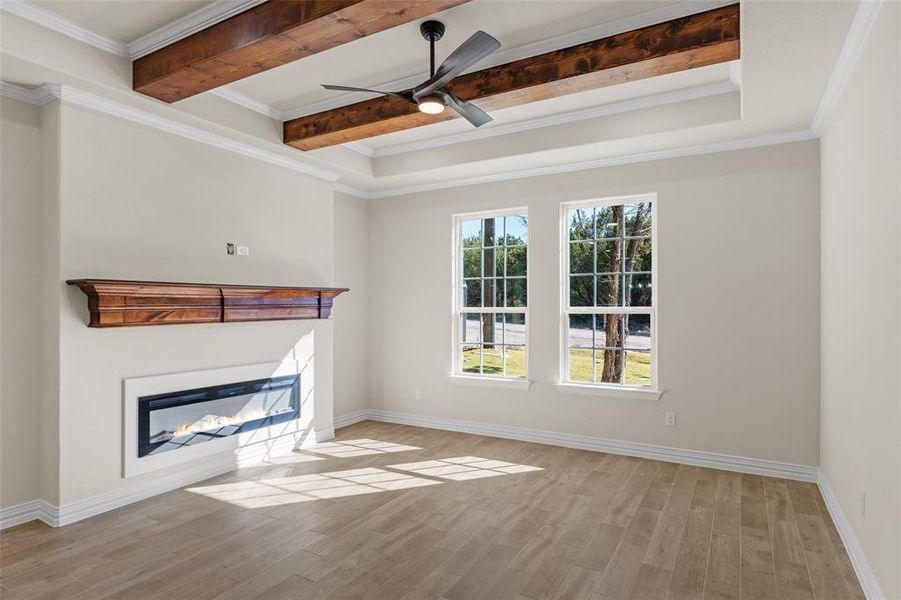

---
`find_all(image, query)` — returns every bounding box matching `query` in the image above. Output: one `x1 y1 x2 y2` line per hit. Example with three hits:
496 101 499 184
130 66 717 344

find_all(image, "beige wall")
0 97 377 511
52 102 336 505
368 140 821 466
820 3 901 597
0 97 43 508
334 192 369 420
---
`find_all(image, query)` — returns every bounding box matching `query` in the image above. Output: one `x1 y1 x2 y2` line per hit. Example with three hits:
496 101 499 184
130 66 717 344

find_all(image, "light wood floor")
0 421 863 600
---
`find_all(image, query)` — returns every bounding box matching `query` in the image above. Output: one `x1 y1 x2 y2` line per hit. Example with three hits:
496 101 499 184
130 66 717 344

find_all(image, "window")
454 210 528 379
562 196 655 388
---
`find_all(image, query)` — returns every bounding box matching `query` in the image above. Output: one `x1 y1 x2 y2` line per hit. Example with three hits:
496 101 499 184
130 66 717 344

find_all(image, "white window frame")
450 207 530 388
558 194 660 399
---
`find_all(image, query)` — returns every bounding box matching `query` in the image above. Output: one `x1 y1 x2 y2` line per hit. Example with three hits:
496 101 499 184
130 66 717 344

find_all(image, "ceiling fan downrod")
420 20 445 77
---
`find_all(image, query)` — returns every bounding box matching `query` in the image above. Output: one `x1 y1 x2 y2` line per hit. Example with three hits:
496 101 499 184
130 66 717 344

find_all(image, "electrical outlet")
226 242 236 256
237 246 250 256
665 411 676 427
414 387 422 400
860 491 866 517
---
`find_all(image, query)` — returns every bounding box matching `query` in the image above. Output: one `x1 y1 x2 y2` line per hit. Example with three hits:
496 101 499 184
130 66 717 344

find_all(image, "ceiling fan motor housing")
420 20 446 42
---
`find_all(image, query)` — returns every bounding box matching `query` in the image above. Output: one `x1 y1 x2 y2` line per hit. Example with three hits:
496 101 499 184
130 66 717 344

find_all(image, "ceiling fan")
322 21 501 127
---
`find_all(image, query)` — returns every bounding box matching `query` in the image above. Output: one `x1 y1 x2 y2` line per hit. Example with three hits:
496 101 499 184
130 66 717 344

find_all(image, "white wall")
0 97 43 508
53 102 336 505
819 3 901 597
368 140 821 466
333 192 369 420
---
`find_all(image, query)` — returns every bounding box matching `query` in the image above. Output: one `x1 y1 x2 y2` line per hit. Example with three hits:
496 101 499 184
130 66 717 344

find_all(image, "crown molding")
210 87 285 120
0 0 129 56
811 0 883 135
0 0 269 60
7 82 341 182
337 129 818 199
1 82 817 206
56 85 340 181
0 81 57 105
207 91 377 157
368 80 739 158
343 141 377 157
127 0 267 59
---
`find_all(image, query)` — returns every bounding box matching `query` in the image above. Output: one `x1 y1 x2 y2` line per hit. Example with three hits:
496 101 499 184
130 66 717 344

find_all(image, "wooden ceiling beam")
283 4 740 151
133 0 471 103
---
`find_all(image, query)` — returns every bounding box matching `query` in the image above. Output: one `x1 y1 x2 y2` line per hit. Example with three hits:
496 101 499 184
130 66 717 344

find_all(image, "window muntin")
455 212 528 378
563 198 655 388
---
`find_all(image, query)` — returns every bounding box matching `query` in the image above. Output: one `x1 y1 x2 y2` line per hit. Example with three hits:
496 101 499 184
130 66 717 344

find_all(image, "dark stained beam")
284 4 740 150
134 0 472 102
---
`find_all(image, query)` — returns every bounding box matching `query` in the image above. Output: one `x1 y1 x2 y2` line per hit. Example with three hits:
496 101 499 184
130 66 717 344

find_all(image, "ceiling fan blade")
414 31 500 99
321 84 414 103
438 91 492 127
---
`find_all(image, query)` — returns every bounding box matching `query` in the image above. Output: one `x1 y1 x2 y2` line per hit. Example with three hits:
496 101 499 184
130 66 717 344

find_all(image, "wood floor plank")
703 471 742 600
571 524 625 572
519 540 578 600
667 505 714 598
644 465 700 570
0 422 864 600
596 506 661 598
444 543 519 600
740 530 778 600
629 563 672 600
551 565 604 600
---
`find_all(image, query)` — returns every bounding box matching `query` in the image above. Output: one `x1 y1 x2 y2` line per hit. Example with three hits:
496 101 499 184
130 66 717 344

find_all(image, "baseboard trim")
0 500 54 530
1 427 333 530
334 410 370 429
816 473 886 600
356 409 819 482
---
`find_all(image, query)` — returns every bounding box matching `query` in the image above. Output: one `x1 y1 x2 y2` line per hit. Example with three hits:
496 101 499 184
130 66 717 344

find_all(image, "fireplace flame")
172 408 279 437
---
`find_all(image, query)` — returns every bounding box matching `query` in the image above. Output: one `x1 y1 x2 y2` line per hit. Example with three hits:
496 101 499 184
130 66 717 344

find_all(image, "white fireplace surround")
123 360 312 478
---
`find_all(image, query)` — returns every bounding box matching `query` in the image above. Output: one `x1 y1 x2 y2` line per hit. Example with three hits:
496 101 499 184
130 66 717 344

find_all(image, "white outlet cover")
237 246 250 256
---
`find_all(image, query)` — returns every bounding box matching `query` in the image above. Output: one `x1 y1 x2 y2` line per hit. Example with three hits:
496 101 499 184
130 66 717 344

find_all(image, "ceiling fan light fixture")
417 95 446 114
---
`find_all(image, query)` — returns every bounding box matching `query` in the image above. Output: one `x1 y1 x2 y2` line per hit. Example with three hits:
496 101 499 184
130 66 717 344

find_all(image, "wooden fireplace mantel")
66 279 349 328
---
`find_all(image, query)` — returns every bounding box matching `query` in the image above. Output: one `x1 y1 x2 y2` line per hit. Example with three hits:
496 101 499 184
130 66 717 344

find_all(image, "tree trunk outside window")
601 206 624 382
600 203 649 383
482 218 495 348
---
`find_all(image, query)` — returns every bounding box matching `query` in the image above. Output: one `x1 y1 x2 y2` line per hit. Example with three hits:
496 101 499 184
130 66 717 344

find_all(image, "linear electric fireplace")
137 374 300 457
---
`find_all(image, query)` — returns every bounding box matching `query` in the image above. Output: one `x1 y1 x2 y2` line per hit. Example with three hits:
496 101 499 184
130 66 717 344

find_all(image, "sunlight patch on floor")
186 467 439 508
387 456 543 481
305 438 421 457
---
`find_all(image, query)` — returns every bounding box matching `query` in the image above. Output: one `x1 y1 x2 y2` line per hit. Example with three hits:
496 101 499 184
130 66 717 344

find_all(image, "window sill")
554 382 662 401
447 374 532 390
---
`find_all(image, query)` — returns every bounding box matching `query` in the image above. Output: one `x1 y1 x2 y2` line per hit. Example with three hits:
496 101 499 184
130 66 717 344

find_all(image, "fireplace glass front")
137 374 300 457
